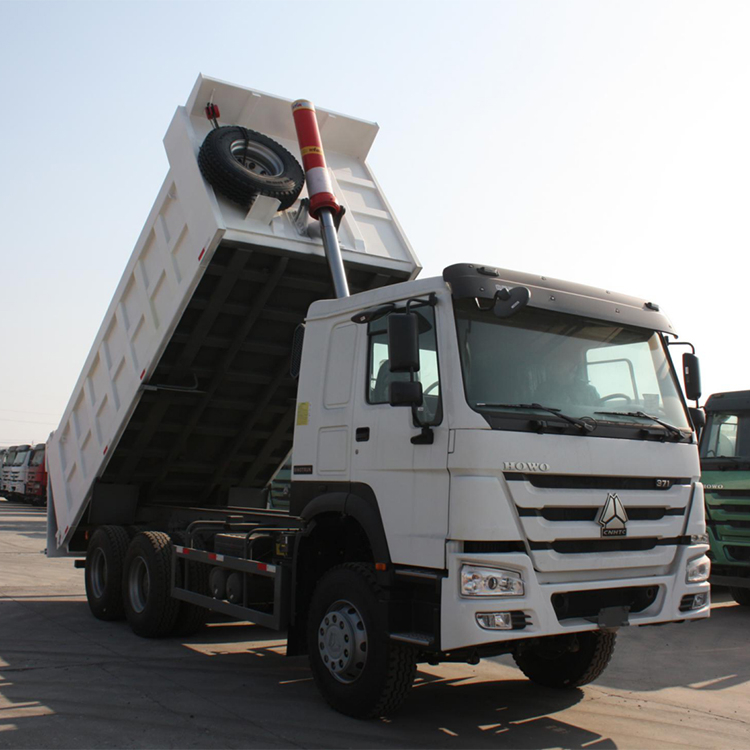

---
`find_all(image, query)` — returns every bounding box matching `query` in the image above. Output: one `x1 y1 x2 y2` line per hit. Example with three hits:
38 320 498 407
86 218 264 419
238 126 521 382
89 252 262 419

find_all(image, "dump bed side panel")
48 76 419 554
47 171 226 551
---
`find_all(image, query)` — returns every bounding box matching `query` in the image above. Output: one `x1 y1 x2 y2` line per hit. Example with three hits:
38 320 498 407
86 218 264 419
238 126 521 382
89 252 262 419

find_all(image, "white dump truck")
47 75 711 718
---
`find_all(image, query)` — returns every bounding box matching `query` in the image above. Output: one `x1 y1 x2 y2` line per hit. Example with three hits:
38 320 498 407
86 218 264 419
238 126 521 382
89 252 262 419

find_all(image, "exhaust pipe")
291 99 350 299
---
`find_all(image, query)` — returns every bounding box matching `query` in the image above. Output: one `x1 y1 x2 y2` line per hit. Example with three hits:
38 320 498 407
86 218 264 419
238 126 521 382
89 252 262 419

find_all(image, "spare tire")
198 126 305 211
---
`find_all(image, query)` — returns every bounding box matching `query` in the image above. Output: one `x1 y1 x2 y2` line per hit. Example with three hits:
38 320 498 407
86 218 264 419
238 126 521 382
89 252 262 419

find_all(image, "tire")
513 631 617 689
198 126 304 211
307 563 416 718
730 587 750 606
85 525 130 621
170 531 210 636
123 531 180 638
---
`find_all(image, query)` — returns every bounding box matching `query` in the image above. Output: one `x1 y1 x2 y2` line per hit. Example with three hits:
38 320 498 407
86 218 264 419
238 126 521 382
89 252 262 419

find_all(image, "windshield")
453 299 690 432
30 448 46 467
12 449 30 466
701 412 750 462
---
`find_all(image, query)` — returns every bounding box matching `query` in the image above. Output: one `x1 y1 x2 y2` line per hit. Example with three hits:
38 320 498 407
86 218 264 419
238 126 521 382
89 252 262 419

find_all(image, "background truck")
700 390 750 605
3 444 31 499
46 75 711 718
24 443 47 506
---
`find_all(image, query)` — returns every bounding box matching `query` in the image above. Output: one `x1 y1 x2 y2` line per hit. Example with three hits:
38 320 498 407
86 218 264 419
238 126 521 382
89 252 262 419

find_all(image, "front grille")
530 536 689 554
518 507 684 522
552 585 658 621
709 519 750 530
508 473 692 574
711 503 750 514
707 490 750 499
463 541 526 554
505 474 690 490
727 545 750 562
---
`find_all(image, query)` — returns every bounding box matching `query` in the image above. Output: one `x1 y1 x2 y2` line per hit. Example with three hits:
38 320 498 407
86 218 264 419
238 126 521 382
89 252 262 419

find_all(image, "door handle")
355 427 370 442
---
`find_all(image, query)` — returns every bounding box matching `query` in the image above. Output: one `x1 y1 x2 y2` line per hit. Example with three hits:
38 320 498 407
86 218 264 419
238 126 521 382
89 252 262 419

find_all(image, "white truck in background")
46 76 710 718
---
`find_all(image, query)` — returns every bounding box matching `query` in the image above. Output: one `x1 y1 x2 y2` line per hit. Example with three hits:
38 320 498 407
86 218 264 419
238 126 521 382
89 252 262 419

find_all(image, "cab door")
351 303 450 570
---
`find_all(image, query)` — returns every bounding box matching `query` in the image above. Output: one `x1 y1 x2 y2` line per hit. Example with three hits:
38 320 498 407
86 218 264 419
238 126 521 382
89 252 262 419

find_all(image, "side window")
367 306 442 424
704 415 739 457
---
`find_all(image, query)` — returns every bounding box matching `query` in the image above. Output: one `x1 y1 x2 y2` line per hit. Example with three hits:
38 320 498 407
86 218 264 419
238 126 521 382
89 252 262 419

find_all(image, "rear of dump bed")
47 76 419 555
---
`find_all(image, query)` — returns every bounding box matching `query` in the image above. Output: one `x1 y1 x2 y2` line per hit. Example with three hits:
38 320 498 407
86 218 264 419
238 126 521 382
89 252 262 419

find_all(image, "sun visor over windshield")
443 263 676 334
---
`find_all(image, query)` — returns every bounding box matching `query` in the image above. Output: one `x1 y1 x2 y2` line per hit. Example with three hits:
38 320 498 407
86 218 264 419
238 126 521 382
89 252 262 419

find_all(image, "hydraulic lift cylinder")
292 99 350 298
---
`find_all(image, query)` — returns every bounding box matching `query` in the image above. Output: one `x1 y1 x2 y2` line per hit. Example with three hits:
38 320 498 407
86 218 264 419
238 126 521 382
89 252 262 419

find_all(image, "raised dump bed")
47 75 419 555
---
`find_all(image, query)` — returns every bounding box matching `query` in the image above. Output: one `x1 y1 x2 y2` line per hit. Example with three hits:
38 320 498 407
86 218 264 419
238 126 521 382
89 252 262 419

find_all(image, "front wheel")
307 563 416 718
513 631 617 688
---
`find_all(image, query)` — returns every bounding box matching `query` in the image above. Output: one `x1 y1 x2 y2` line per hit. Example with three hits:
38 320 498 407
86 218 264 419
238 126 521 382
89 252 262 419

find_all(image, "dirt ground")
1 498 749 749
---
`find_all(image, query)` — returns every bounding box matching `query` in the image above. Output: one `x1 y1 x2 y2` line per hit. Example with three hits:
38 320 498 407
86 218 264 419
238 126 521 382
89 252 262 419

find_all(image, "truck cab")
292 265 709 657
700 390 750 604
24 443 47 506
1 446 17 495
7 444 32 497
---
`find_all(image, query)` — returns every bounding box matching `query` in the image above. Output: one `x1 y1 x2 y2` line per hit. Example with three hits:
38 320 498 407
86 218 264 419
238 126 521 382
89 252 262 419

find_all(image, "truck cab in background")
24 443 47 506
7 444 32 498
700 390 750 605
1 447 17 496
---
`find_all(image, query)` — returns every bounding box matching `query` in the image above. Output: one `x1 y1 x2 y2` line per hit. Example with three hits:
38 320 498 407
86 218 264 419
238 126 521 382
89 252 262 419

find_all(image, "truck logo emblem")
598 493 628 537
503 461 551 472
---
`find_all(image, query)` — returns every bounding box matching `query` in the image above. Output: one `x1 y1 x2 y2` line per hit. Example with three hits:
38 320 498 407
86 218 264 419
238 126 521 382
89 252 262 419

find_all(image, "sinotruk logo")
597 493 628 537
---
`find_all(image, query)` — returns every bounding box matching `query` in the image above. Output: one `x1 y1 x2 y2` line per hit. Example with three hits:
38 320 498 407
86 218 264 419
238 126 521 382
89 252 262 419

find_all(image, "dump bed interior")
99 241 405 506
47 76 418 553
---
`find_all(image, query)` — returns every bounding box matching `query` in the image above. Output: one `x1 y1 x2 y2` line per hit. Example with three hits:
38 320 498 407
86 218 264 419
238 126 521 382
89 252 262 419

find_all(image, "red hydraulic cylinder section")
291 99 341 220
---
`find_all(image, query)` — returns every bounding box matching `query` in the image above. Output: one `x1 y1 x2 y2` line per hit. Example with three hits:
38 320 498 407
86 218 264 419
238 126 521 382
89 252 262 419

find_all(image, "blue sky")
1 0 749 444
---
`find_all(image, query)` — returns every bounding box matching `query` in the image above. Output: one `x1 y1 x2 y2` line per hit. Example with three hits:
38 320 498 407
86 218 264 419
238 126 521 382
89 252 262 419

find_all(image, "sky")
1 0 749 446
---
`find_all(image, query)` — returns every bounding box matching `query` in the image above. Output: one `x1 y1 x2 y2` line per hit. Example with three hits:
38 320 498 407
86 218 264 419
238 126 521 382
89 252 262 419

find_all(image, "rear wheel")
730 587 750 606
513 631 617 688
123 531 179 638
85 525 129 621
307 563 416 718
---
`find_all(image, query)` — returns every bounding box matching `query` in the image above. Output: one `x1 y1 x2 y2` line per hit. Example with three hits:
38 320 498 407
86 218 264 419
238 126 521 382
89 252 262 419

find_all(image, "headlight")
460 565 524 597
686 555 711 584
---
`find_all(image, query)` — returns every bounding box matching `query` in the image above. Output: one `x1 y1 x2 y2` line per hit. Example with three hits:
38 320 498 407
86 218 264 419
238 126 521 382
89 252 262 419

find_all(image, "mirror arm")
411 425 435 445
666 339 696 355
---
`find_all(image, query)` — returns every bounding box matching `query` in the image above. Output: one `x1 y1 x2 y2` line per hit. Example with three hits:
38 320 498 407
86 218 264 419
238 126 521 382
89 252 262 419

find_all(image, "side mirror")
682 353 702 402
689 407 705 434
388 313 420 373
390 380 423 407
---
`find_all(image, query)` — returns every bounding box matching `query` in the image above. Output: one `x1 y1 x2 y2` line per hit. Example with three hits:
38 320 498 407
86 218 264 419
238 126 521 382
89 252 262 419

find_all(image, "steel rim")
317 599 368 684
229 139 285 178
128 555 150 614
90 547 107 599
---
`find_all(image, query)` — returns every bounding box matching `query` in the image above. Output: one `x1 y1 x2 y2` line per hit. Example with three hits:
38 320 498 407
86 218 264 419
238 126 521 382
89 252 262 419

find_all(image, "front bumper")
440 544 710 651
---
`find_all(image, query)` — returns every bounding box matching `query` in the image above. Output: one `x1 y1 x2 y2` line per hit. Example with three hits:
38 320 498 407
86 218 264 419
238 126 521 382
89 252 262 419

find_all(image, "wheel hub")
128 555 150 614
317 599 367 684
90 547 107 599
229 140 285 178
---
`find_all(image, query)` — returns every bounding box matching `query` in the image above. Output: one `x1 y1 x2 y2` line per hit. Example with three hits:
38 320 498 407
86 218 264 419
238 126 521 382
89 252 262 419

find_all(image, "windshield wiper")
595 410 688 440
476 402 596 433
703 455 750 466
